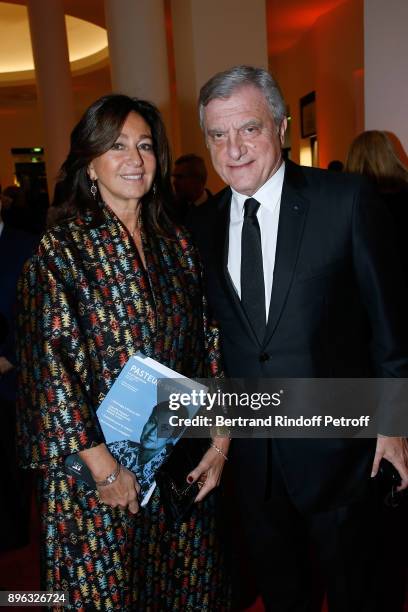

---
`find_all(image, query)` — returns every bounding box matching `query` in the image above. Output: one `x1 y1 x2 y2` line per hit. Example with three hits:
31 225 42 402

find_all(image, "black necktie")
241 197 266 340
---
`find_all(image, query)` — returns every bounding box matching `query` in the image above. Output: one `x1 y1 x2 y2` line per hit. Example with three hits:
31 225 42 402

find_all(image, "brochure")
65 352 206 506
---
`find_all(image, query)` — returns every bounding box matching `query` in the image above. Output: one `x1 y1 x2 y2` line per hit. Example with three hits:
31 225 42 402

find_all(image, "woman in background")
346 129 408 612
16 94 231 611
346 130 408 273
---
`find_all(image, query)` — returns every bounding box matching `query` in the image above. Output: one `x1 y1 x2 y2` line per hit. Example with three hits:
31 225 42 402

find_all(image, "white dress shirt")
0 219 4 239
228 162 285 318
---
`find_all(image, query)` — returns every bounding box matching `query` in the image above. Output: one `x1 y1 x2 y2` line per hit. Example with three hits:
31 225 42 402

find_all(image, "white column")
27 0 75 198
365 0 408 152
171 0 268 190
104 0 171 129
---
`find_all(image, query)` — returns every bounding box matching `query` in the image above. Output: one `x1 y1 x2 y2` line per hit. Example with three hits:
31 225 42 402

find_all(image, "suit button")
259 352 270 362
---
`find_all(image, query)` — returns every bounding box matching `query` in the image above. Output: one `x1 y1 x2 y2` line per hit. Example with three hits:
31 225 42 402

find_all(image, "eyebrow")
207 119 263 135
239 119 263 129
117 132 153 139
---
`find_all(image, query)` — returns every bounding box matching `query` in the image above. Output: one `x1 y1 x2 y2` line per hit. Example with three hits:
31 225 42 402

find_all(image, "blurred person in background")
346 129 408 610
346 130 408 275
0 195 38 551
2 178 47 236
172 153 212 221
327 160 343 172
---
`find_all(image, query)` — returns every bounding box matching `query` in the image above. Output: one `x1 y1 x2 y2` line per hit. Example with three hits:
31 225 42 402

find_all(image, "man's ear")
278 117 288 146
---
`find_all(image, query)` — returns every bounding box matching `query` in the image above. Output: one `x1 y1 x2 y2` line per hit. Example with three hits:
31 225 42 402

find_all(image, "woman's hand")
96 465 140 514
187 436 230 503
79 443 140 513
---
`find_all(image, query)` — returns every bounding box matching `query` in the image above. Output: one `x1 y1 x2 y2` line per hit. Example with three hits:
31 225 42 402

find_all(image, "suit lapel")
264 162 309 345
216 190 261 346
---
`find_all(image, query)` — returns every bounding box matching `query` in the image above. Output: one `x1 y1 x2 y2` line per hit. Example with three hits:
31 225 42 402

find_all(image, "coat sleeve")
202 287 224 379
175 223 224 379
16 236 104 469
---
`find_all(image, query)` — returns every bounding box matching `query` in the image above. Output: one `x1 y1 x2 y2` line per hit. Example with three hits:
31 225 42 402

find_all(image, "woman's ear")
88 163 97 181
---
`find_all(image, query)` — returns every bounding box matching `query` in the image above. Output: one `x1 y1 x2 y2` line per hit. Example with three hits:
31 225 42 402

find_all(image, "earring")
152 183 157 196
90 180 97 199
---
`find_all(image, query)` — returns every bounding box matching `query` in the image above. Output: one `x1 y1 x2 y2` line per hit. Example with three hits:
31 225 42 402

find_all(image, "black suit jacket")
189 161 408 512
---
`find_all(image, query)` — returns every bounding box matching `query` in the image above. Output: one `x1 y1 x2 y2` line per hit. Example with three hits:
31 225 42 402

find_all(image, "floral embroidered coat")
16 207 230 611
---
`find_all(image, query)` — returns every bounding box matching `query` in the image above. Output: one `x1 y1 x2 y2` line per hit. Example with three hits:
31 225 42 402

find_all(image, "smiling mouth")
120 174 144 180
228 161 253 169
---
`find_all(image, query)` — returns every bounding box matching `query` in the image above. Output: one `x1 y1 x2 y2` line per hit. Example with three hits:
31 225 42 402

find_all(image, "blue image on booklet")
65 352 206 506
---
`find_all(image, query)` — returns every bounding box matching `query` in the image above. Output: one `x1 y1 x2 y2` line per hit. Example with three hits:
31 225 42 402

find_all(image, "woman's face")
88 111 157 210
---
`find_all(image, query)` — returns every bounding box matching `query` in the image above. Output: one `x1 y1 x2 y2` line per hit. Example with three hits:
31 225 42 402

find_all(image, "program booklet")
65 352 206 506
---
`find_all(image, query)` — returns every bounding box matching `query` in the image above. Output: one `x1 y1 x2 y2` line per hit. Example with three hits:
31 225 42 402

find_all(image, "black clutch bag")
155 438 206 522
377 459 407 509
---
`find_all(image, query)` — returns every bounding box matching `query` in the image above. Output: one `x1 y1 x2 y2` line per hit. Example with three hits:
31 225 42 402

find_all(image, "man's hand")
371 435 408 491
0 356 13 375
187 437 230 503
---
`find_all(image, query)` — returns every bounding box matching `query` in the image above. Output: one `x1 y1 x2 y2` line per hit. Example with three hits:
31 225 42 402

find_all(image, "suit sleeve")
16 238 104 469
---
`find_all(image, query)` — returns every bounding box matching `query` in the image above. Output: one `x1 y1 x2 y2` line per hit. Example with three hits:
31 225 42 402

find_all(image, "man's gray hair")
198 65 287 131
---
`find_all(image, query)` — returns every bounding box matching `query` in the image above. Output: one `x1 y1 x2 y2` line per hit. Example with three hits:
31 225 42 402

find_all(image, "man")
188 66 408 611
327 159 344 172
172 154 212 220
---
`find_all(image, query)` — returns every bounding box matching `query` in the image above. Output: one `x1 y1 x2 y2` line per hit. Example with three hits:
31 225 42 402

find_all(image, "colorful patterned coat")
16 206 231 611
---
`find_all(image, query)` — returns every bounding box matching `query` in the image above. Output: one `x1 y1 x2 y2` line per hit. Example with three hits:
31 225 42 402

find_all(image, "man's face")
203 85 287 195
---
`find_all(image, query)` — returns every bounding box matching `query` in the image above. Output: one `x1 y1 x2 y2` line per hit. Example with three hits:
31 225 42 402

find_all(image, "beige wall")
171 0 268 193
270 0 364 168
0 67 111 191
365 0 408 154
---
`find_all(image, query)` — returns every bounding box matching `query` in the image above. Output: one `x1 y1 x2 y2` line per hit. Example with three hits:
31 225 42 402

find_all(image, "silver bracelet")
210 442 228 461
95 460 121 487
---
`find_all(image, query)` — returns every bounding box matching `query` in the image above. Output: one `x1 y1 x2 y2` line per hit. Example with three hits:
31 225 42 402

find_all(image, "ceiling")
0 0 110 108
0 1 107 83
0 0 351 106
4 0 106 26
1 0 353 60
267 0 349 54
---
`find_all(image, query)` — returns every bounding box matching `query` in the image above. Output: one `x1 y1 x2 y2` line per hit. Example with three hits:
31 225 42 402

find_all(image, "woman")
16 95 231 611
345 130 408 273
346 129 408 612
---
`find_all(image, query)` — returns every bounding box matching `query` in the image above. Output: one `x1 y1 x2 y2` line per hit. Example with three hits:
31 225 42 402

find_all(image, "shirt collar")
0 219 4 238
231 161 285 220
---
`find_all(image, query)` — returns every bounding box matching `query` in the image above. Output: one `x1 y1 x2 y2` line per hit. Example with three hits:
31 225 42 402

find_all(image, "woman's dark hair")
51 94 175 235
